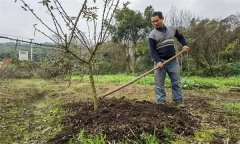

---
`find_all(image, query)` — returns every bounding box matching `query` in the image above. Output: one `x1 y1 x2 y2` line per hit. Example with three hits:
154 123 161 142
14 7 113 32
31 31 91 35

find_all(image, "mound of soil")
50 98 199 143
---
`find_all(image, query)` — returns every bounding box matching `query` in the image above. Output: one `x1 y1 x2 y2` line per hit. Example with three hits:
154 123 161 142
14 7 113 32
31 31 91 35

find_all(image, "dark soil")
49 98 200 143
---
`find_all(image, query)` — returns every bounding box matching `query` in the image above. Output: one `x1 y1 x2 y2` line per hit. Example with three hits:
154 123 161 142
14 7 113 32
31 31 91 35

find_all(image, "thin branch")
54 0 72 23
20 0 64 41
66 49 89 65
98 0 108 42
34 26 59 45
63 34 89 65
67 0 87 47
46 4 65 43
89 0 120 62
86 21 92 45
53 0 89 50
101 0 120 42
54 0 91 49
93 20 97 45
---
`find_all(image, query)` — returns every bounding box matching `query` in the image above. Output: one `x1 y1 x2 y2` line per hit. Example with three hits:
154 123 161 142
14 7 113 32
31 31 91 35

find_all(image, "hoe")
100 50 185 99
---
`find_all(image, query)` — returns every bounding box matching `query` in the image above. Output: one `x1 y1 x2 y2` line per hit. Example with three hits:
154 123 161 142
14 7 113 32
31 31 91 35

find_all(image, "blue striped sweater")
148 25 187 63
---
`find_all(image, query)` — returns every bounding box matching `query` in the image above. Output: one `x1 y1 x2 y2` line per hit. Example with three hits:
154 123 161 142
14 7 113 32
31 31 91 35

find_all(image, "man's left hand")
182 45 190 52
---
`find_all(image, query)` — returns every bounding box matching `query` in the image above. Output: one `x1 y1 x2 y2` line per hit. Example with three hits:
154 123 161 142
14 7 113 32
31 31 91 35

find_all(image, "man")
148 11 189 106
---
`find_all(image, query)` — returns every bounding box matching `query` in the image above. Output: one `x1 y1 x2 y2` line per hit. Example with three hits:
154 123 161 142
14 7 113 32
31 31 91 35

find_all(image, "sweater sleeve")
148 37 162 63
174 29 188 46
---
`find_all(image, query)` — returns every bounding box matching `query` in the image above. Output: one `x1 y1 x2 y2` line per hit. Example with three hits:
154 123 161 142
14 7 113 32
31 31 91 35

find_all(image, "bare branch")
93 20 97 45
34 26 60 45
46 4 65 42
86 21 92 45
67 0 87 47
54 0 91 49
101 0 120 42
53 0 89 49
20 0 64 41
98 0 109 42
66 49 89 65
89 0 120 63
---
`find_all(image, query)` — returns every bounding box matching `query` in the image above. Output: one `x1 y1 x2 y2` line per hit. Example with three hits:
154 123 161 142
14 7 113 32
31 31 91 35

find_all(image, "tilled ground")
2 80 239 143
49 98 200 143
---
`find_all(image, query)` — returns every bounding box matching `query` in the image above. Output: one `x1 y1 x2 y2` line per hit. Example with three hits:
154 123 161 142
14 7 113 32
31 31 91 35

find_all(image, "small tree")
16 0 120 110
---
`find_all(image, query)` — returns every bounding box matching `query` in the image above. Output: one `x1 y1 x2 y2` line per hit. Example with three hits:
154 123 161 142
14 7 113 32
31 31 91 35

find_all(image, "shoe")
175 102 185 108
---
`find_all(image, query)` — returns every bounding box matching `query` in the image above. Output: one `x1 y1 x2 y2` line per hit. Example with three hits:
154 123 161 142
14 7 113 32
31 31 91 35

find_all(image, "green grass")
224 103 240 121
194 129 227 143
0 80 65 144
71 75 240 90
224 103 240 112
69 130 106 144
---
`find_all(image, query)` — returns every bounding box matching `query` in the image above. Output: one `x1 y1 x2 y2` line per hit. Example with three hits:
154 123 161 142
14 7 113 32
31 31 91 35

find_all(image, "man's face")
151 15 164 28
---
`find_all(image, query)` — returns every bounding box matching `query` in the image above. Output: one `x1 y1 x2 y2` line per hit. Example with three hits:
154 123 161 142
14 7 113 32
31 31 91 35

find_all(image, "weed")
162 125 175 143
171 139 188 144
224 103 240 112
194 131 213 142
140 132 159 144
69 130 106 144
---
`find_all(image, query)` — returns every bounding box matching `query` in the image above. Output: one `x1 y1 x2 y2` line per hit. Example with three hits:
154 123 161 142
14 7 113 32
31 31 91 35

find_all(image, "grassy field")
0 75 240 143
72 75 240 89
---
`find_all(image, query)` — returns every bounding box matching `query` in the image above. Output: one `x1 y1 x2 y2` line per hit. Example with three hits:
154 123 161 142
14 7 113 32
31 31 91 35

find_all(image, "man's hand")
182 45 190 53
156 62 164 68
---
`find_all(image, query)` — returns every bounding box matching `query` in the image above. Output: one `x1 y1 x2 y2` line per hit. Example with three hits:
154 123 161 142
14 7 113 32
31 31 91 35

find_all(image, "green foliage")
144 5 154 30
0 42 49 62
0 60 38 79
37 51 76 79
23 99 64 143
71 75 240 90
82 6 98 21
112 5 147 44
95 42 128 74
162 125 175 143
0 81 64 144
171 140 188 144
194 131 214 142
110 4 151 73
140 132 159 144
10 50 18 64
224 103 240 112
182 78 218 89
202 62 240 77
230 62 240 75
69 130 106 144
223 39 240 61
194 129 227 143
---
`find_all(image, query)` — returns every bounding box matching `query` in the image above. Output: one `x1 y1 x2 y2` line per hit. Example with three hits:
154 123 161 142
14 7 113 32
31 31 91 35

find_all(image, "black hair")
152 11 164 19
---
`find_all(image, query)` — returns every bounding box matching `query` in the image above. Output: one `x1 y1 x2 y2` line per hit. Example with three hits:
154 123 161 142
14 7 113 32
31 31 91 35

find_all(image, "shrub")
0 60 38 79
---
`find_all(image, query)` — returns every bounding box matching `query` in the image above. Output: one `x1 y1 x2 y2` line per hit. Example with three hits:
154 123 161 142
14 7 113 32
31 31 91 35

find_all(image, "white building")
19 50 29 60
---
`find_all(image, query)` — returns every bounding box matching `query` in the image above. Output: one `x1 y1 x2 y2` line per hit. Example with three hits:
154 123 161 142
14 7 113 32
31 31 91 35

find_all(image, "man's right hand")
156 62 164 68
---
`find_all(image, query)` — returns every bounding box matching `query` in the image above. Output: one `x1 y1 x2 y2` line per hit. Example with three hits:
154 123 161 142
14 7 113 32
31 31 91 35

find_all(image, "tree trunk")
130 47 136 73
89 64 99 111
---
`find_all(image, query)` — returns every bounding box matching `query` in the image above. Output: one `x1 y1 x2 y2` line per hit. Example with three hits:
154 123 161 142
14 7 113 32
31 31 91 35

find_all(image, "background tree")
111 3 148 73
188 18 229 75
